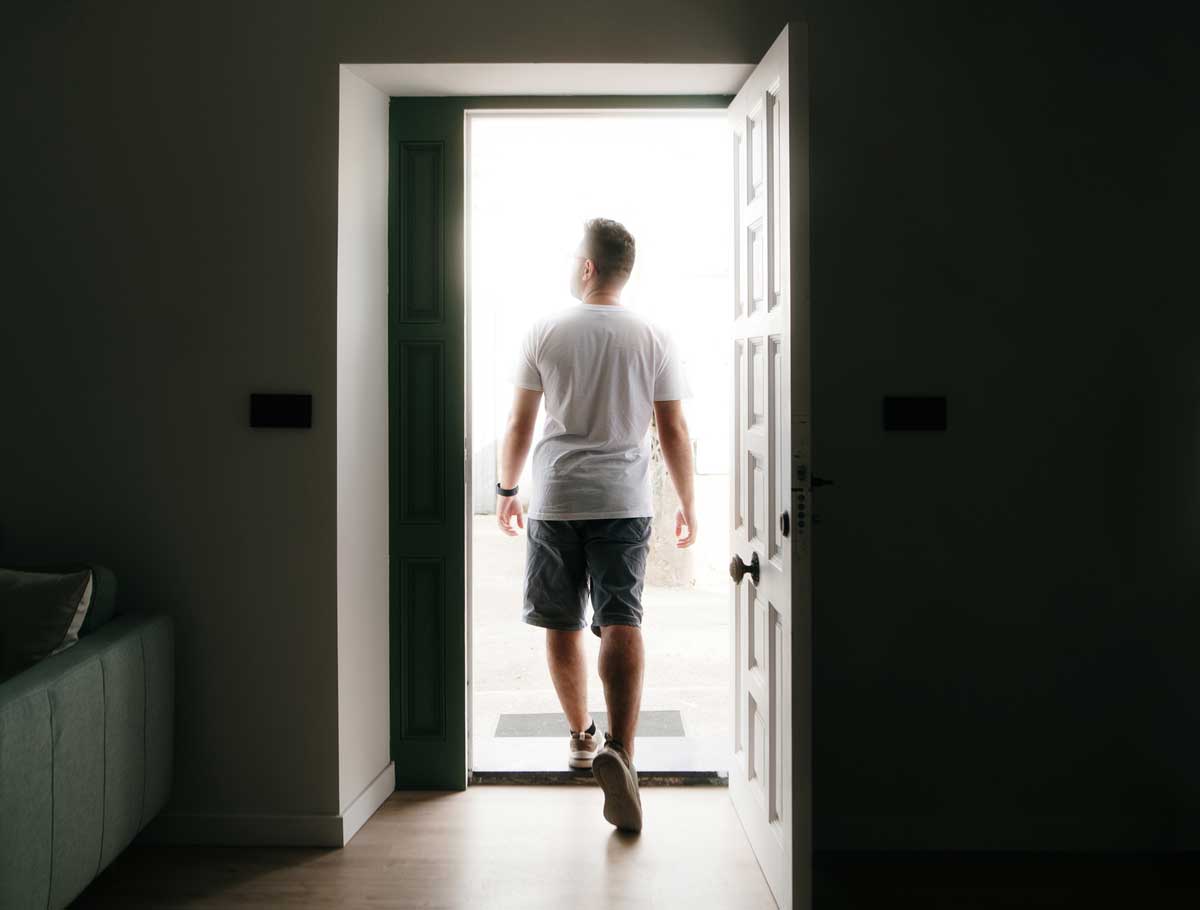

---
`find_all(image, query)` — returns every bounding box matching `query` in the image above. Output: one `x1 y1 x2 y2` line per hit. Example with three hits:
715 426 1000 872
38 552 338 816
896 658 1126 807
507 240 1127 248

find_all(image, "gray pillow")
0 568 92 680
3 561 116 635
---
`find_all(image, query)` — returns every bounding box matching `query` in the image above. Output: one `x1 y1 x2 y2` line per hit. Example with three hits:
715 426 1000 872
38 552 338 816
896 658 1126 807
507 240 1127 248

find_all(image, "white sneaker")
591 732 642 832
569 727 601 769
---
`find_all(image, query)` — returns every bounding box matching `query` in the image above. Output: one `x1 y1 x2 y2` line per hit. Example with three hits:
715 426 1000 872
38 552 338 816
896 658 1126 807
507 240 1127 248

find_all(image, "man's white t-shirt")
510 302 692 521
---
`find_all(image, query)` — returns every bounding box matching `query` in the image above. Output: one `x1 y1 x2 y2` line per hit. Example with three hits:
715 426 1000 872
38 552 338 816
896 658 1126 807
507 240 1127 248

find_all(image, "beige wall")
1 1 1191 847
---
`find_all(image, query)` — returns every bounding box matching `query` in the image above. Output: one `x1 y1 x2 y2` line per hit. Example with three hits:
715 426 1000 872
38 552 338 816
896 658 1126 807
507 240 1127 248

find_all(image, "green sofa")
0 594 174 909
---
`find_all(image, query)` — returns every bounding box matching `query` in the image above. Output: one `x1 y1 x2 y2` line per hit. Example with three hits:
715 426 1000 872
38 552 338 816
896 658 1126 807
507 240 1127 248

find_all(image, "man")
495 217 697 834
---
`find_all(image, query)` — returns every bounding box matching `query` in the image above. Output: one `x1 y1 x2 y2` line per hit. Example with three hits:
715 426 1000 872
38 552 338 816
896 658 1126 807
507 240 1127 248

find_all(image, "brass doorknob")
729 552 760 585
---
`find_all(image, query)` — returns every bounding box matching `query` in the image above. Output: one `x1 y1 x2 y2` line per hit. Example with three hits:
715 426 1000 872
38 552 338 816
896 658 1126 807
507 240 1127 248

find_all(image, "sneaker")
591 732 643 832
569 727 601 769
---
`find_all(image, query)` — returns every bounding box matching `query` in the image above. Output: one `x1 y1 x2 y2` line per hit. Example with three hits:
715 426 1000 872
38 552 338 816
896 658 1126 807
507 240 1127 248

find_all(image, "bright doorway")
466 110 733 777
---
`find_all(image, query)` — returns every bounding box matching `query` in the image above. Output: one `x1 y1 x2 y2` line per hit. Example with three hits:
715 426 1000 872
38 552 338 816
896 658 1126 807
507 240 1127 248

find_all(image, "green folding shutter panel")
390 99 467 788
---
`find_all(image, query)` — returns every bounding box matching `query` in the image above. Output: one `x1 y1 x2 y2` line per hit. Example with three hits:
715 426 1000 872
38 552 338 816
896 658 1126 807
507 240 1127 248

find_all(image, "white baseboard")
136 761 396 848
340 760 396 845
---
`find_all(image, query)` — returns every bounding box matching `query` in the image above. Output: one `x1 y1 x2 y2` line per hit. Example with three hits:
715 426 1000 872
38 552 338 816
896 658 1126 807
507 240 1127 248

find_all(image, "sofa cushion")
0 688 53 908
0 568 92 680
0 610 174 910
47 658 105 908
3 562 117 637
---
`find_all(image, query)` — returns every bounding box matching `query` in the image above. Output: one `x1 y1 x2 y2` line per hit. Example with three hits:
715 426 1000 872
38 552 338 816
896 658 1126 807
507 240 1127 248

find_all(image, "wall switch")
250 393 312 428
883 396 946 431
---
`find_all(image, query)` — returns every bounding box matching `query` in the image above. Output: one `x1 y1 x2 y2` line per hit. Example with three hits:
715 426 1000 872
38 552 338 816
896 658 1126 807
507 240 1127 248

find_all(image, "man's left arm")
497 386 542 535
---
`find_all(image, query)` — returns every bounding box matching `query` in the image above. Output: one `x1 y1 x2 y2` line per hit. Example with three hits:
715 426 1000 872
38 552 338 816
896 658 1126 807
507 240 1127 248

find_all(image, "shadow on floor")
75 844 331 907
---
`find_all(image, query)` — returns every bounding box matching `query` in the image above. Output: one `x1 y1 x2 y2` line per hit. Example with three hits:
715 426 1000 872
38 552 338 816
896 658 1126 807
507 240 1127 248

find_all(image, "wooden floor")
74 787 1200 908
75 786 779 909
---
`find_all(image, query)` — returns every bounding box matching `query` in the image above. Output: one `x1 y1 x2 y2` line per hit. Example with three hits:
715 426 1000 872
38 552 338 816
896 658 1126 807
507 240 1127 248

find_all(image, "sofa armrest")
0 610 174 910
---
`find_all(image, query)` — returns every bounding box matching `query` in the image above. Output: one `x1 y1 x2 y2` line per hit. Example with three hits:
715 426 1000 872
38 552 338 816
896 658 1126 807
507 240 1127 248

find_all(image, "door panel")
728 23 811 910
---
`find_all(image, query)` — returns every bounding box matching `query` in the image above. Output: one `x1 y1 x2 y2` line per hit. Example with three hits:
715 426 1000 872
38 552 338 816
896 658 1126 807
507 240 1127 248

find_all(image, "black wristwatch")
496 482 519 497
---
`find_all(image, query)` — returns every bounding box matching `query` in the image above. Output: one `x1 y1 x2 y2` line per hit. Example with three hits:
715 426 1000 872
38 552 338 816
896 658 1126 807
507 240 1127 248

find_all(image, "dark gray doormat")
495 710 685 737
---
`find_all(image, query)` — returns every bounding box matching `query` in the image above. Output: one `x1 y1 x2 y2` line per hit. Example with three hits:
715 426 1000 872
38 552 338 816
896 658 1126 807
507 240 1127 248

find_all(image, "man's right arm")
653 399 697 548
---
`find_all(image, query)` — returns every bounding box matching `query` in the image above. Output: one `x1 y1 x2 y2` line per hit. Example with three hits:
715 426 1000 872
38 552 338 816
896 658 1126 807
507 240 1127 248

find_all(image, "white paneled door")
727 23 811 910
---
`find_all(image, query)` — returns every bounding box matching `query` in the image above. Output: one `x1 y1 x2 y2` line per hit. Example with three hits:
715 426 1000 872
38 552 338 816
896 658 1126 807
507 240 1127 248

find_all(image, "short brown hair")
582 218 635 282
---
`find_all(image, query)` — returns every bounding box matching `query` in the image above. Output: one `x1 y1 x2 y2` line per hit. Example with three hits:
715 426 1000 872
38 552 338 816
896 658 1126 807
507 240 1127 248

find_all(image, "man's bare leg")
598 624 644 760
546 629 592 733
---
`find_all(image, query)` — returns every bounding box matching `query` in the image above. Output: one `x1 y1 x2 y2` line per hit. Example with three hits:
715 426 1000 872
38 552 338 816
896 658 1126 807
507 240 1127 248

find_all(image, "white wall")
335 68 393 819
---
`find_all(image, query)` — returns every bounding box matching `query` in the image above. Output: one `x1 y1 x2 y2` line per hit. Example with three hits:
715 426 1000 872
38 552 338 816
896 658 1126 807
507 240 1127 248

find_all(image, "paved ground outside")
471 473 730 769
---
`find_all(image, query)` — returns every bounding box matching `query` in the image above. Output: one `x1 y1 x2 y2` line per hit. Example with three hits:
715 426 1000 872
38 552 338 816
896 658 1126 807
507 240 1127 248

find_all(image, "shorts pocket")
604 516 652 544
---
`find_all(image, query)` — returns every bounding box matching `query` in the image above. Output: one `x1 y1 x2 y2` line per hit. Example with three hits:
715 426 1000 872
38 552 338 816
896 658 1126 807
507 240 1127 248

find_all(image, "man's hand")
496 387 541 537
497 494 525 536
654 400 698 549
674 504 697 548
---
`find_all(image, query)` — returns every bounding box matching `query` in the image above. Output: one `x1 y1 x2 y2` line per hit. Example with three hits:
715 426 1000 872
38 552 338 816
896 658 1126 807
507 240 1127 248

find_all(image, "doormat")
495 710 685 738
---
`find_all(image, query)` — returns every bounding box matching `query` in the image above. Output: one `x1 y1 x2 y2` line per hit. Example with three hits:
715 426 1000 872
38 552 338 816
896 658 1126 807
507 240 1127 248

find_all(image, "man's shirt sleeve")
653 329 693 401
510 322 544 391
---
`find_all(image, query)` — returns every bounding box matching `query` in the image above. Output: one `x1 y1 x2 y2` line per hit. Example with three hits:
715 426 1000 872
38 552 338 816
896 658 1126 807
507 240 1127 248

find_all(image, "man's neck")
582 289 622 307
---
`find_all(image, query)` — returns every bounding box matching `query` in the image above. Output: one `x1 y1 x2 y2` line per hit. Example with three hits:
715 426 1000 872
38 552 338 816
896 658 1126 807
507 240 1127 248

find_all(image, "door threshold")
470 769 728 786
471 733 730 784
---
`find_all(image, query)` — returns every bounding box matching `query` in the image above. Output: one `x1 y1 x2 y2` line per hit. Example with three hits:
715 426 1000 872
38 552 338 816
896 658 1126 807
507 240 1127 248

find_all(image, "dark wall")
808 2 1196 848
1 0 1193 845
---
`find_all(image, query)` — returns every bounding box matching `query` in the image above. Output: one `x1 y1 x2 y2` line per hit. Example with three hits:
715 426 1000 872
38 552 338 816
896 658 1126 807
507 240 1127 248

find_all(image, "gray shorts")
522 517 652 638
